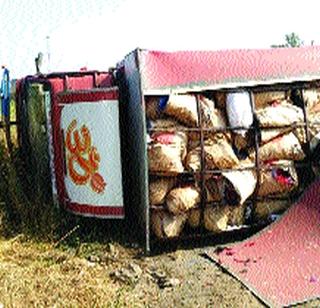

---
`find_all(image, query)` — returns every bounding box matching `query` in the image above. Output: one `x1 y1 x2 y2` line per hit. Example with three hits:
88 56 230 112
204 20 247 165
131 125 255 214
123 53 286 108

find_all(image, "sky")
1 0 320 78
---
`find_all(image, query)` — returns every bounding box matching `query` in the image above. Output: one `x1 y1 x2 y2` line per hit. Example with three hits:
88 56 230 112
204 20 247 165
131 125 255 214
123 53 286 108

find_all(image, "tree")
271 32 304 48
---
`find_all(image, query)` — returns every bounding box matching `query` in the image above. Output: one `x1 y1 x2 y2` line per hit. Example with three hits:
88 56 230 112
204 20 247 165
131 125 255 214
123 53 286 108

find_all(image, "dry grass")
0 236 138 307
0 126 18 148
0 98 18 147
0 139 142 306
0 135 137 307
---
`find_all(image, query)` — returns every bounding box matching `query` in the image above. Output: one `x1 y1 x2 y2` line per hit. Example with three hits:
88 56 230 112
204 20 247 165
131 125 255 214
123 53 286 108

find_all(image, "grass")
0 98 144 306
0 90 151 307
0 98 18 150
0 139 143 307
0 144 55 238
0 236 134 307
0 90 65 239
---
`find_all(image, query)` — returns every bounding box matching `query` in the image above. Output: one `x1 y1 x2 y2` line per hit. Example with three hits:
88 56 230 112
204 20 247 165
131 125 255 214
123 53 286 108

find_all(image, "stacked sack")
217 90 303 220
302 88 320 151
147 91 303 239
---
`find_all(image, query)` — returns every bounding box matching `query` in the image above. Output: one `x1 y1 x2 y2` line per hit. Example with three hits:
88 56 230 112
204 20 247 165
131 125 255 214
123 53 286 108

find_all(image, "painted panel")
60 98 123 216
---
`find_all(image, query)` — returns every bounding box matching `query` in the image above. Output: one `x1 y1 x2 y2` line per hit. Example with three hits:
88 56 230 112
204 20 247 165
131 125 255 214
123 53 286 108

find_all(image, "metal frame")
15 71 115 210
143 79 320 254
15 76 57 205
118 49 150 252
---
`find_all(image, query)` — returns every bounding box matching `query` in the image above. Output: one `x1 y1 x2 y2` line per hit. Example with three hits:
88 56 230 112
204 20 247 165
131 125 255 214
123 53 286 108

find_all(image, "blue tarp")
0 67 10 118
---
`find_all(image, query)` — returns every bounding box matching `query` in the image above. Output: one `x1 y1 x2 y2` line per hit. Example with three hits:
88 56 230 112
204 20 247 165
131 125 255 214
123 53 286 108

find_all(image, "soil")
129 245 320 308
1 217 320 307
1 233 320 307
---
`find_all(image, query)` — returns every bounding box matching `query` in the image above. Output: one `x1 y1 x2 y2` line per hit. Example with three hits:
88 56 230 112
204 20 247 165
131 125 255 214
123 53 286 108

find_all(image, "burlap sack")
188 108 227 143
308 110 320 151
148 143 184 174
227 204 246 226
148 131 188 174
261 128 306 146
193 176 222 201
256 101 304 127
253 91 288 109
204 206 229 233
185 146 202 172
188 138 200 151
308 100 320 115
188 203 237 229
254 132 305 162
199 95 215 124
187 208 202 228
213 91 226 109
304 89 320 110
204 204 246 231
151 210 187 238
188 128 232 144
221 159 257 205
164 94 199 127
215 91 289 110
309 127 320 153
166 186 201 215
205 177 222 202
261 128 291 144
308 112 320 145
205 134 239 169
233 130 257 152
185 134 238 171
257 160 298 197
233 133 249 151
188 108 227 142
149 177 177 205
253 200 290 221
145 97 161 120
201 97 227 129
257 101 306 144
148 118 185 130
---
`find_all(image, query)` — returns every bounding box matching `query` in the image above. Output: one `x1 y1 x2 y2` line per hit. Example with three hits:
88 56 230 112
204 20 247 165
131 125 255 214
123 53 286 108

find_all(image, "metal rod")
188 79 320 94
0 121 17 128
195 94 207 231
149 160 308 176
249 91 260 216
150 220 270 247
150 189 303 210
148 123 307 133
299 88 312 162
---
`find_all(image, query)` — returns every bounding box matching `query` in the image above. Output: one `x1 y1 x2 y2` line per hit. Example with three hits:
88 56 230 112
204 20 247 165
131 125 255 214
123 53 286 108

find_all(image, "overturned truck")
16 47 320 252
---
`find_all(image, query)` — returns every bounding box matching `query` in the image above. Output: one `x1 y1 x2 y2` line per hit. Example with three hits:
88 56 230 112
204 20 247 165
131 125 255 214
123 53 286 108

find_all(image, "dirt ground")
1 231 320 307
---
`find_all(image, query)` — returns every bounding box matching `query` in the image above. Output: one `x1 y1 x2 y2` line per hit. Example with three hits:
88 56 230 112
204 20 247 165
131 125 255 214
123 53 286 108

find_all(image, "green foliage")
26 84 53 203
271 32 304 48
285 32 304 47
0 84 131 247
0 140 129 246
0 143 59 238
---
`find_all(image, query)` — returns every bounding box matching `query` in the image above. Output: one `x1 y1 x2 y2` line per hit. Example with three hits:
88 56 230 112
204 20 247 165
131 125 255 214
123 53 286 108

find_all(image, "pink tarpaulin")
206 180 320 307
140 46 320 93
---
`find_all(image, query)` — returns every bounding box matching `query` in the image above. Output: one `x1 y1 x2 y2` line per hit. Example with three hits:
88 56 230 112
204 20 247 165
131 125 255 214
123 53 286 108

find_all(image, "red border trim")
66 202 124 217
59 89 118 104
51 86 122 218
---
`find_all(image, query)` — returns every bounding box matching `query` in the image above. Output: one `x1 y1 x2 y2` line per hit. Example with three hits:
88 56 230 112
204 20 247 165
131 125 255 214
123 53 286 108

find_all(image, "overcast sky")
1 0 320 78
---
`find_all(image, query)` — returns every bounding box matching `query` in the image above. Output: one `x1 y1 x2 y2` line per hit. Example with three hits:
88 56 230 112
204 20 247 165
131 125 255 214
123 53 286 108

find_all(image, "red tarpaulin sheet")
206 180 320 307
140 46 320 93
